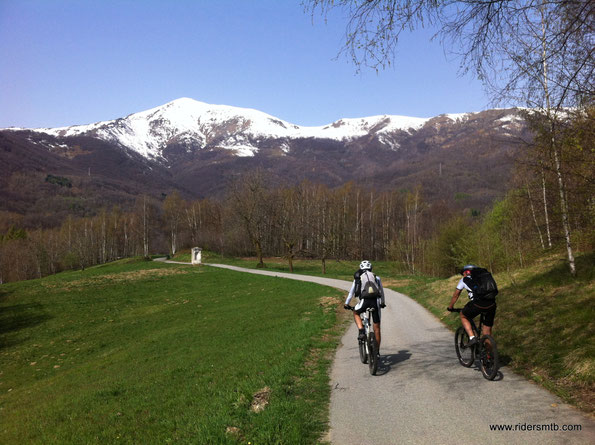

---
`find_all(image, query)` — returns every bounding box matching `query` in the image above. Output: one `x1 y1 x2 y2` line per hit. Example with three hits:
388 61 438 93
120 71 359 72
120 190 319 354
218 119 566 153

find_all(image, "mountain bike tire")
359 339 368 364
455 327 475 367
479 335 499 380
368 335 378 375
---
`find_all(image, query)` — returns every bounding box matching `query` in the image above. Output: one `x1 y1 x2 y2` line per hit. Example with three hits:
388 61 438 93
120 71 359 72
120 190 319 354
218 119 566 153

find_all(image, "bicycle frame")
361 308 373 340
468 312 486 338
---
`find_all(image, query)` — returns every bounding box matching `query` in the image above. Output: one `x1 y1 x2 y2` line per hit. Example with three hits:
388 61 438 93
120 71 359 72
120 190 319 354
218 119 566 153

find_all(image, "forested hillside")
1 104 592 284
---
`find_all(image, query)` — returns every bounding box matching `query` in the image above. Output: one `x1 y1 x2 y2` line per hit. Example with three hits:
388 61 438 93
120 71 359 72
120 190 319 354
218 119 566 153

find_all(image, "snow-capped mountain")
15 98 437 160
0 98 530 224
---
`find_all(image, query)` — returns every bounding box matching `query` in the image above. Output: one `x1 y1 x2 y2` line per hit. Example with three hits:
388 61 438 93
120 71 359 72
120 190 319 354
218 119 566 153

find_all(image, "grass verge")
0 258 348 444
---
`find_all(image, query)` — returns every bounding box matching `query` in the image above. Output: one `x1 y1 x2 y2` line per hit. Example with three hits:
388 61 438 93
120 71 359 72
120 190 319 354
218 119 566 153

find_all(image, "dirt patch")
250 386 271 413
42 268 189 290
319 296 340 310
102 268 188 281
303 348 322 375
381 278 414 288
225 426 243 439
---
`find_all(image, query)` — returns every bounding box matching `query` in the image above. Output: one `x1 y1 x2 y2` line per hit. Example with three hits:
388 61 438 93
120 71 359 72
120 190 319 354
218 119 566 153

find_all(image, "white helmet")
359 260 372 271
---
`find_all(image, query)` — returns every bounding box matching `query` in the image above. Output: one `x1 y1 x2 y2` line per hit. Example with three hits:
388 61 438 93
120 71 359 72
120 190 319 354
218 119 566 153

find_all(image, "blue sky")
0 0 493 128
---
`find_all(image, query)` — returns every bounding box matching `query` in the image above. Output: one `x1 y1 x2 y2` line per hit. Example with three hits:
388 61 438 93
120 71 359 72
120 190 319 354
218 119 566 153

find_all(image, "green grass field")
0 258 346 444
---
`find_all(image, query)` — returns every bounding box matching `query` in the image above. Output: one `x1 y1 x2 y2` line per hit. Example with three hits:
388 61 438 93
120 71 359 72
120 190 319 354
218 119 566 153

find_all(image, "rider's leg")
353 312 364 330
460 312 475 338
481 304 496 338
481 324 494 353
373 322 381 348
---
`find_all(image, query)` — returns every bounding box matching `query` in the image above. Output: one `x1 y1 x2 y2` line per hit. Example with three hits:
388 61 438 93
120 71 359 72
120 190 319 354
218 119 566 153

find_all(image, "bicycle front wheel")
479 335 499 380
455 327 475 367
359 339 368 364
367 336 378 375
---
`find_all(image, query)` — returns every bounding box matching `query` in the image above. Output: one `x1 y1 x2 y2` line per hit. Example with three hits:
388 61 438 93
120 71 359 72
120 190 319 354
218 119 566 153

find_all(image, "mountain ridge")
0 98 530 228
4 98 498 160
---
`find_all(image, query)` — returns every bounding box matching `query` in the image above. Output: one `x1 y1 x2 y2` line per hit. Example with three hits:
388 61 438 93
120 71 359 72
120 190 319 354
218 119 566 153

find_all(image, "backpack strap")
463 275 478 292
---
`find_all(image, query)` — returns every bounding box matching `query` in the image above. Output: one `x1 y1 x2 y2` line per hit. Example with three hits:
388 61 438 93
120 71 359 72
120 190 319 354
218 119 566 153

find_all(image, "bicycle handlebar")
345 305 384 311
447 307 462 313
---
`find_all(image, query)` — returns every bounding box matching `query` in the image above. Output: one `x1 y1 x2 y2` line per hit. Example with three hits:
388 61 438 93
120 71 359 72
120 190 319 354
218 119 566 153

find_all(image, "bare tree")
228 171 271 268
163 191 185 256
133 195 155 259
273 187 304 272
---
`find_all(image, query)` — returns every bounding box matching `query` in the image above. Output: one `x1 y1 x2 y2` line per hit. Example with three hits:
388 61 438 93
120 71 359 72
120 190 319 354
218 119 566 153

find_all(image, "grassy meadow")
183 250 594 414
0 258 347 444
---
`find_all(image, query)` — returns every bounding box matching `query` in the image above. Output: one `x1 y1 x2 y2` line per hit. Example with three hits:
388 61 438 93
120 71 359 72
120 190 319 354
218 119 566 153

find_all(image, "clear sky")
0 0 494 129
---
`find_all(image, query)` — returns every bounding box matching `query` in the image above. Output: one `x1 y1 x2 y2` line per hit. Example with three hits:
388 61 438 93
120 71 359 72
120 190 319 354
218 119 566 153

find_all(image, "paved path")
157 259 595 444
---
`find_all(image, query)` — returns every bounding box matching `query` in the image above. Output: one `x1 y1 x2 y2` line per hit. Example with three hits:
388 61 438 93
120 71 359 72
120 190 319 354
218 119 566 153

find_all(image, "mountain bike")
346 306 379 375
448 307 499 380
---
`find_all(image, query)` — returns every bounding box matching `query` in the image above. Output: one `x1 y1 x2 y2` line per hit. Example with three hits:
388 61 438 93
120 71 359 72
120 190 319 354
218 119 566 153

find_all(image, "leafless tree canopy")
306 0 594 107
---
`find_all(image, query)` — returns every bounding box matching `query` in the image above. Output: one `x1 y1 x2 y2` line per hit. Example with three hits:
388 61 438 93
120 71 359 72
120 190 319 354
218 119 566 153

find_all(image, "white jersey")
345 272 385 305
456 277 474 300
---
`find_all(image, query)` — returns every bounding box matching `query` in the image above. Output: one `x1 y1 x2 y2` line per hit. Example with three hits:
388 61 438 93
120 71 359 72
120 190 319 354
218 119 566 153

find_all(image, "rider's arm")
345 280 357 305
448 288 462 310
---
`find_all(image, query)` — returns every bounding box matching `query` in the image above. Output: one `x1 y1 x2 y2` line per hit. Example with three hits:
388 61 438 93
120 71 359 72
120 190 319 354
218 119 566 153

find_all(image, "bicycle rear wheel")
455 327 475 367
479 335 499 380
367 335 378 375
359 339 368 364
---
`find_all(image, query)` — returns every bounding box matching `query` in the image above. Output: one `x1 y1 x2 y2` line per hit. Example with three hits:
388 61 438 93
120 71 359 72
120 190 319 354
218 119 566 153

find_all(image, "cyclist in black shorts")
344 260 386 351
447 264 497 347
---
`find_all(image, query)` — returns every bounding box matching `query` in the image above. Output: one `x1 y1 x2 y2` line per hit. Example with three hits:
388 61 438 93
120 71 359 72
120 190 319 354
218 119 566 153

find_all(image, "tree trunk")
541 169 553 248
539 4 575 275
525 180 545 249
255 239 264 268
552 139 576 275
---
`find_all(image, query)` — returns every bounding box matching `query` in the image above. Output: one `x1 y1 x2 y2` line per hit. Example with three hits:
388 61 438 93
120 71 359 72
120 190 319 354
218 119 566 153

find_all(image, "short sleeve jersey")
456 277 474 300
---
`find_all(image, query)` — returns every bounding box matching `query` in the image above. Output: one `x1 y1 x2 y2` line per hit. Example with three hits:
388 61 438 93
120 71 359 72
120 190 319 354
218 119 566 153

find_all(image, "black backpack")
359 271 381 299
463 267 498 300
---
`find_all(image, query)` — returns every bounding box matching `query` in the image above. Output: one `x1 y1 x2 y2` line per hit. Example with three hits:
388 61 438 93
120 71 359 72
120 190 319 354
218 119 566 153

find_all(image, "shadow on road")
376 349 412 375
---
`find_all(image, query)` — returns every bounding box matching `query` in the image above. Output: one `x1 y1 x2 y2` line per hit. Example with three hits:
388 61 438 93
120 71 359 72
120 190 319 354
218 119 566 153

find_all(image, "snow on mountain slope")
10 98 512 160
11 98 434 160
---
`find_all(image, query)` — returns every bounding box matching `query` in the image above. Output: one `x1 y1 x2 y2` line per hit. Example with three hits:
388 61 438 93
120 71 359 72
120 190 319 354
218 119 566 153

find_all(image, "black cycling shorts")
354 298 381 323
462 299 496 327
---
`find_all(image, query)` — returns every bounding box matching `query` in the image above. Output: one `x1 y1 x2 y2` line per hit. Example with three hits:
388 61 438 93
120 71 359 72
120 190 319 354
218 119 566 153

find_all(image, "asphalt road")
161 260 595 444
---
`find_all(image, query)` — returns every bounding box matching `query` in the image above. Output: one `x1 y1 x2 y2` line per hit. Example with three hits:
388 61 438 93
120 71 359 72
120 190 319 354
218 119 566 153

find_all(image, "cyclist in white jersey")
344 260 386 353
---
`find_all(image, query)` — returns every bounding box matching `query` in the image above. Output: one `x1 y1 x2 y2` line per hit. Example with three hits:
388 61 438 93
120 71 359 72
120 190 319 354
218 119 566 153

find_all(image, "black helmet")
459 264 477 275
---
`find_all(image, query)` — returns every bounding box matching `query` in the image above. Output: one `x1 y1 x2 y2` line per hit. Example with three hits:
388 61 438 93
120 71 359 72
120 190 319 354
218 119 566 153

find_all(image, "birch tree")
163 191 185 256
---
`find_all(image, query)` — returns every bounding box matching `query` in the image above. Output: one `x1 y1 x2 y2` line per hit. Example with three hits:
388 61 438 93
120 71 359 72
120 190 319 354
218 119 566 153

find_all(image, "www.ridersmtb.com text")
490 423 582 432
